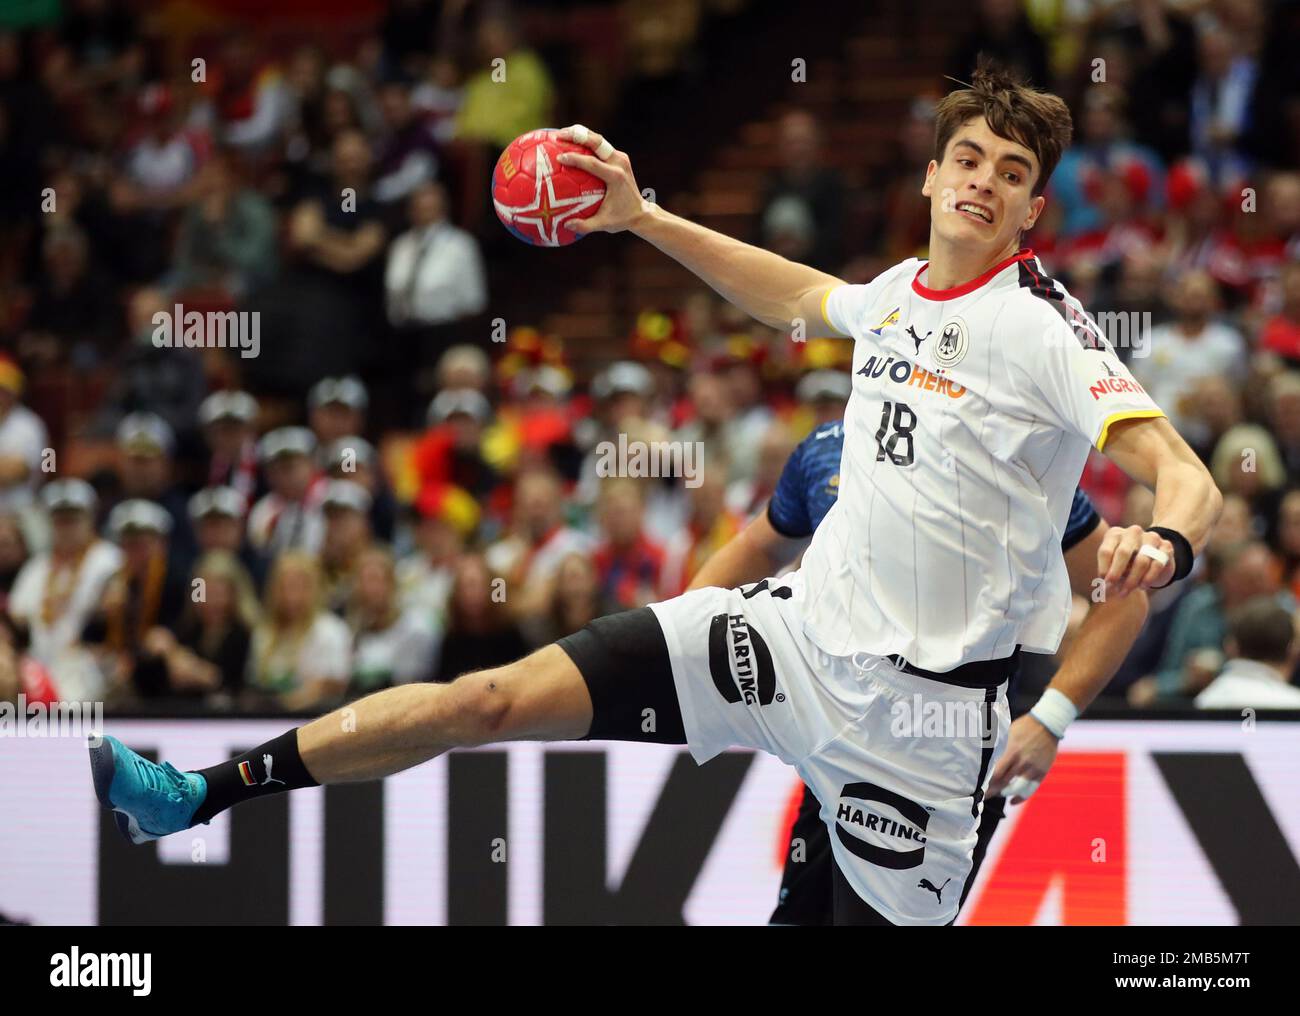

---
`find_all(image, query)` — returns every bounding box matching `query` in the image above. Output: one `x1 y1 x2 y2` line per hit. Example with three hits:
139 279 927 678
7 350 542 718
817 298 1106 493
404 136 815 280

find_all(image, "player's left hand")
554 125 649 235
1097 524 1175 597
988 714 1059 804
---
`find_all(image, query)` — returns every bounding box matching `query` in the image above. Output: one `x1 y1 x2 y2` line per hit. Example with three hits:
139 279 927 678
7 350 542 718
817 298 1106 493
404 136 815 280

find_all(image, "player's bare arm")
555 125 845 336
685 509 809 592
1095 416 1222 597
989 519 1149 803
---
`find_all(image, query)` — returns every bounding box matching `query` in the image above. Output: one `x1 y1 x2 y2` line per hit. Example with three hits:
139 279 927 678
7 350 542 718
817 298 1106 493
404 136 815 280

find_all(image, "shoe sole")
87 734 158 845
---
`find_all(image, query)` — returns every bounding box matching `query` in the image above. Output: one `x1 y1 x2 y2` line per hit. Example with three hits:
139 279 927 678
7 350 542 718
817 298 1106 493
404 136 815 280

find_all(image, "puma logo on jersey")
918 877 951 903
906 325 931 355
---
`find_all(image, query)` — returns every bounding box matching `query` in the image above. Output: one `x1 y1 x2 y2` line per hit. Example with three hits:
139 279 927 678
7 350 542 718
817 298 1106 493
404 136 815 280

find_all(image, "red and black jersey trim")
1016 253 1109 352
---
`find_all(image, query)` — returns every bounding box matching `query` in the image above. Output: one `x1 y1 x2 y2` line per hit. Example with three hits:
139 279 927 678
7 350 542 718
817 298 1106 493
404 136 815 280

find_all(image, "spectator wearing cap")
397 482 479 629
796 370 852 428
430 551 529 684
591 479 665 611
248 550 351 710
486 466 594 608
190 485 268 593
105 410 196 564
1131 270 1246 451
319 479 374 614
90 287 207 443
435 344 492 393
82 499 189 699
346 545 439 694
574 361 658 506
7 480 124 702
108 83 210 282
0 357 50 524
498 366 582 480
248 427 327 555
413 389 500 503
113 84 208 211
1195 597 1300 709
308 376 369 446
322 435 397 544
199 390 263 505
138 550 258 703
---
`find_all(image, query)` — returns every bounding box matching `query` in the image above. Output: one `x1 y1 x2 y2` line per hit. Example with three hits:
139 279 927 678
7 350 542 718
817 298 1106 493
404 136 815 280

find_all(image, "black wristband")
1148 526 1193 586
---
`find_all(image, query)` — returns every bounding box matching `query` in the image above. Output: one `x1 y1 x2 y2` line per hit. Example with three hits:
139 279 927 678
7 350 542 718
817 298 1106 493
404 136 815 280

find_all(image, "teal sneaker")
88 734 207 844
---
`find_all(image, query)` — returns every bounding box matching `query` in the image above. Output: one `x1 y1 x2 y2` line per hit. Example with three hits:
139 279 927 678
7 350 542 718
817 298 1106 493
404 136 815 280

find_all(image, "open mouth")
956 202 994 224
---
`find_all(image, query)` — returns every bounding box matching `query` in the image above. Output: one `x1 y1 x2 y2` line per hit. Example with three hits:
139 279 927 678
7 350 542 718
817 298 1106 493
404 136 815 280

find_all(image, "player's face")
921 117 1045 256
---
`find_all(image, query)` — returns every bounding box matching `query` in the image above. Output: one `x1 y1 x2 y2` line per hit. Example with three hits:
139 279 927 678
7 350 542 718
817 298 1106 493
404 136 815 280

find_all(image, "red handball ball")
492 128 606 247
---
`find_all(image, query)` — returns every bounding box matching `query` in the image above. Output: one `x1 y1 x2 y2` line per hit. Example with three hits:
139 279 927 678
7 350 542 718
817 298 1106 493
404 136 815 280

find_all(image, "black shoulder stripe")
1017 255 1109 352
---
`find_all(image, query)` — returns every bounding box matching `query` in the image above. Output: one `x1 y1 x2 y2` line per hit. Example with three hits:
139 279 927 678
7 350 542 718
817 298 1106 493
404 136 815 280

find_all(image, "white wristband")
1030 688 1078 739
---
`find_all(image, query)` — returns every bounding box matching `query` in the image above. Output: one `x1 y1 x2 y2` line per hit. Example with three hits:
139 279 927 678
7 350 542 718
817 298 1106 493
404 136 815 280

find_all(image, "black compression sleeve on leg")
189 727 319 826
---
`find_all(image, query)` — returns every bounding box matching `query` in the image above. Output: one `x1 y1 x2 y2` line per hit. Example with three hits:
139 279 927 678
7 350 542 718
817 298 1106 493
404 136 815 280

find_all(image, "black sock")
189 728 319 826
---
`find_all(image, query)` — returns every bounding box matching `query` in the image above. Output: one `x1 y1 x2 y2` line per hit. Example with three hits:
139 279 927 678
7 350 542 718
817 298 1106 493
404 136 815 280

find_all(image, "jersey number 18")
874 401 917 466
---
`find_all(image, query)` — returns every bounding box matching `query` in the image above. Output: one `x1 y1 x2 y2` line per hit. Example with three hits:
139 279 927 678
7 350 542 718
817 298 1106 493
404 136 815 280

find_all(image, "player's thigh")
558 605 687 744
651 576 846 763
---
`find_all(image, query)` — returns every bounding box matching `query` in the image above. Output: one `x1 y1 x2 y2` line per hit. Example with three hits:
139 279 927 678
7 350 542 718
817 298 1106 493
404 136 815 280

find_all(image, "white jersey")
798 248 1163 671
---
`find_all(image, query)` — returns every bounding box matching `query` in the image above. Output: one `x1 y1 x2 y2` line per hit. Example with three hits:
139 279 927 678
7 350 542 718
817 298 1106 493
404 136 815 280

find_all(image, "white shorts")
648 570 1011 926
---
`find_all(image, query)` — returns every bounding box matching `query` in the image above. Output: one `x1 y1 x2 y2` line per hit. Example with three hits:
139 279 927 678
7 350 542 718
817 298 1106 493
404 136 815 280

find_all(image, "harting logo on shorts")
707 613 779 706
834 782 930 870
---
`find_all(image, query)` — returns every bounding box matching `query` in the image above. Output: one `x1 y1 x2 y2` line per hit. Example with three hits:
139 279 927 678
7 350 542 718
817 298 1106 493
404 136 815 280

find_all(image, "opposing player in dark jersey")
687 419 1148 924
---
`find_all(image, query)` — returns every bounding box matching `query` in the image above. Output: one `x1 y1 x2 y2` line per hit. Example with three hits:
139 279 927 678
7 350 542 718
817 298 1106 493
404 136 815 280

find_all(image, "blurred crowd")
0 0 1299 715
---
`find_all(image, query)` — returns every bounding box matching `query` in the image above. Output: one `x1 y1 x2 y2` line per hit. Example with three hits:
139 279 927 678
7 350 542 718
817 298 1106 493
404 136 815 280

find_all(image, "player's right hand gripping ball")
493 128 606 247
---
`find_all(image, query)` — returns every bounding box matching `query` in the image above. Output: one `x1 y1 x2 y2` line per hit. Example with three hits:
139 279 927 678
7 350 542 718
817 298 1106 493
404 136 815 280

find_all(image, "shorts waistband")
885 646 1021 690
